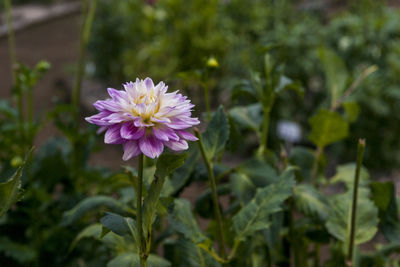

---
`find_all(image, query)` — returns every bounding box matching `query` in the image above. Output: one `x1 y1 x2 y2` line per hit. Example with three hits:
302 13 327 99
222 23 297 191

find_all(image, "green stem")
259 107 271 155
311 146 322 186
195 129 227 258
137 154 147 267
347 139 366 266
72 0 97 126
4 0 17 83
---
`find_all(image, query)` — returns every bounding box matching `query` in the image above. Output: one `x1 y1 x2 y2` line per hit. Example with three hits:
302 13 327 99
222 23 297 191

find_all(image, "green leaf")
274 76 304 98
100 212 138 244
230 173 256 205
176 238 221 267
107 253 171 267
326 193 378 245
70 223 103 251
228 104 263 133
236 158 279 187
370 181 400 243
167 199 221 265
289 147 315 182
143 153 187 239
155 153 188 180
162 146 200 196
167 199 208 244
62 196 133 226
343 102 360 123
203 106 230 160
195 184 230 218
293 184 329 220
308 109 349 148
0 165 24 218
0 237 36 264
318 47 348 105
330 163 370 189
232 167 296 241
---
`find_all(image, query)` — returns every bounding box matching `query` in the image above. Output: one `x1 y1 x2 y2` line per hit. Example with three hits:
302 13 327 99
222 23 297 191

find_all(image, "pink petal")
104 125 124 144
165 139 188 151
120 122 145 140
139 134 164 158
144 77 154 90
122 140 141 161
177 130 198 141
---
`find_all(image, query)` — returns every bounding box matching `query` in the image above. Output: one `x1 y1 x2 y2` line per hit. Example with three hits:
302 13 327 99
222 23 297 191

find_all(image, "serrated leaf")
62 196 133 226
100 212 138 244
318 47 348 104
0 165 24 218
230 173 256 205
203 106 230 160
232 168 296 241
308 109 349 148
177 238 221 267
162 146 200 196
155 153 187 180
107 252 170 267
293 184 329 220
167 199 208 244
143 153 187 239
326 193 378 245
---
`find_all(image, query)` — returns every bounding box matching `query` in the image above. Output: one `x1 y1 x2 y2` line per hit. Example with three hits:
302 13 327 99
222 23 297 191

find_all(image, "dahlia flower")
86 78 200 160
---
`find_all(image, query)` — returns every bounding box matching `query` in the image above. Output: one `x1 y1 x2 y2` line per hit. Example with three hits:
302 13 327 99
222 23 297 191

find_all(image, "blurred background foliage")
90 0 400 170
1 0 400 266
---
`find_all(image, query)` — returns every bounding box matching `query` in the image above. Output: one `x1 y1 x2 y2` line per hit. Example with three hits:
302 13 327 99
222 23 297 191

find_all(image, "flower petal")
144 77 154 90
177 130 198 141
104 125 124 144
165 139 188 151
139 134 164 158
122 140 141 161
120 122 145 140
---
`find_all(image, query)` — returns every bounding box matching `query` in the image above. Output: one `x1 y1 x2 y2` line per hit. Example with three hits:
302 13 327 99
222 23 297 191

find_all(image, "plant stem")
311 146 322 186
259 107 271 155
72 0 97 125
4 0 17 84
137 153 146 267
347 139 366 266
195 129 226 258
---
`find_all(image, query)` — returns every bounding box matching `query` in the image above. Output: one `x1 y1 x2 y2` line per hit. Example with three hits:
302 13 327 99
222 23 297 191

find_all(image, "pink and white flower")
86 78 200 160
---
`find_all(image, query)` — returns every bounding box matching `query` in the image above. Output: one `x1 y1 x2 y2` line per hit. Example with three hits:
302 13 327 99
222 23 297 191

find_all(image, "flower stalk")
137 153 146 267
194 129 226 258
347 139 366 266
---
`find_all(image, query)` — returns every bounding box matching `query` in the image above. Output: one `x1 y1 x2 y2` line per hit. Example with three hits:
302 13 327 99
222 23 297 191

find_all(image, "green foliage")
293 184 329 220
326 193 379 245
100 212 138 242
318 47 349 105
0 165 23 218
370 181 400 243
309 109 349 148
107 253 171 267
202 106 230 161
62 196 133 226
232 168 295 241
